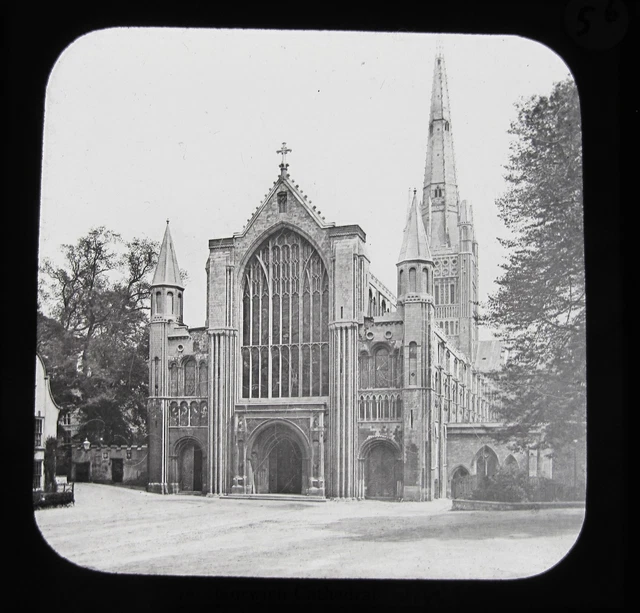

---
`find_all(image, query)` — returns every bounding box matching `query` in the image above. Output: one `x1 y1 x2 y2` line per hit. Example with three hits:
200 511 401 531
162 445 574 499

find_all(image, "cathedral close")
146 53 520 501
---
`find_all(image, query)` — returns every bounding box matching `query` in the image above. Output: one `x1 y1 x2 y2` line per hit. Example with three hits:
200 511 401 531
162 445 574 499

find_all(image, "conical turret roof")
152 221 184 289
398 191 433 264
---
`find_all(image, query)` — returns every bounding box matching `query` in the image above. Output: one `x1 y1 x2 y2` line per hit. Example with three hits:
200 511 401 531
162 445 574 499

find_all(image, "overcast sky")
39 29 573 338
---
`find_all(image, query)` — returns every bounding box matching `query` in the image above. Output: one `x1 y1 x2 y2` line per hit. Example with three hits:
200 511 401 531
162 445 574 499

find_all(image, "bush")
471 464 530 502
471 466 585 503
33 490 74 509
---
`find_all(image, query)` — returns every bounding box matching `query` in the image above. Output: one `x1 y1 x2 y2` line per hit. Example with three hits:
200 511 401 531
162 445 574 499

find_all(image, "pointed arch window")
241 228 329 399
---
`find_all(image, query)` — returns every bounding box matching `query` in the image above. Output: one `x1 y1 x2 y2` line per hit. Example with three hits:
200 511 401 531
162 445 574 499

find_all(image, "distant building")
34 354 61 490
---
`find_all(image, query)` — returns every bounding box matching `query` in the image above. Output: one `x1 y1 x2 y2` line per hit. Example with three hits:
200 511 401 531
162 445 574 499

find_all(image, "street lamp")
82 438 91 451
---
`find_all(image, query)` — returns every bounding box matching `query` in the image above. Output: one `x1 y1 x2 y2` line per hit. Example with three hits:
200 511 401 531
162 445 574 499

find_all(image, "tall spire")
152 220 184 288
422 52 460 250
398 190 433 264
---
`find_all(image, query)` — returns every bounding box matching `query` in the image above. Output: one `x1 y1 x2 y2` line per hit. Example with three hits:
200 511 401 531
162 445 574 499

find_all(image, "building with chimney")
146 53 547 500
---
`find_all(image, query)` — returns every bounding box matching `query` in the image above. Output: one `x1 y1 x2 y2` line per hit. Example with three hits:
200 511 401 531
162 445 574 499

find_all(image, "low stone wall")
451 499 586 511
71 444 148 484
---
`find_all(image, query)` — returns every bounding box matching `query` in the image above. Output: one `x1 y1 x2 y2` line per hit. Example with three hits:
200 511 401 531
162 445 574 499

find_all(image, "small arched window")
409 268 416 292
153 357 160 395
184 359 196 396
169 363 178 396
374 347 390 388
409 342 417 386
155 291 162 314
198 362 208 396
422 268 429 293
398 270 404 297
167 292 174 315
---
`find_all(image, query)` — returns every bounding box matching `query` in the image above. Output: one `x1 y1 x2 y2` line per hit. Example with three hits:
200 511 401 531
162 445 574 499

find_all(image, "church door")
268 438 302 494
366 444 397 499
179 441 203 492
111 459 124 483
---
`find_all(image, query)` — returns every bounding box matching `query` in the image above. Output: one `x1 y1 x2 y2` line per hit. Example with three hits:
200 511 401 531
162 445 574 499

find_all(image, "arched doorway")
177 439 203 493
451 466 471 499
247 421 309 495
269 437 302 494
364 441 398 500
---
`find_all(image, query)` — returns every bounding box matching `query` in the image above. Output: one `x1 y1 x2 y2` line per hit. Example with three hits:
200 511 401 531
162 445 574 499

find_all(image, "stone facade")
34 354 61 490
71 444 148 485
146 53 548 501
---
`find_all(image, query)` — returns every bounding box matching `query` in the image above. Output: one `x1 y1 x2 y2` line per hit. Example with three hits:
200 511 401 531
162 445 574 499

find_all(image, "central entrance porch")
236 416 324 497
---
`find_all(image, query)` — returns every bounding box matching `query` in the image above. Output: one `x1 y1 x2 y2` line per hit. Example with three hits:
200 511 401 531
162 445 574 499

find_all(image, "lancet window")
241 228 329 399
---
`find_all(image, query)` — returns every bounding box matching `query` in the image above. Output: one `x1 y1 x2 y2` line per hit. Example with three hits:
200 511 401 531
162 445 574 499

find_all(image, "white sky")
39 29 573 339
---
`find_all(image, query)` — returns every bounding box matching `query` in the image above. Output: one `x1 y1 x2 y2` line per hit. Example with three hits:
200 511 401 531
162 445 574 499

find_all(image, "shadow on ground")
329 510 585 543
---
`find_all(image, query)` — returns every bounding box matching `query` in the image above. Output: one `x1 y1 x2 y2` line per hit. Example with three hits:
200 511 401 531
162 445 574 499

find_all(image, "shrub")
471 464 530 502
33 490 74 509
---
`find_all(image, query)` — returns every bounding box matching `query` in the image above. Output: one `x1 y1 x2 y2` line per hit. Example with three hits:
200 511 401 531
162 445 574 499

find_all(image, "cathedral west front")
146 53 524 501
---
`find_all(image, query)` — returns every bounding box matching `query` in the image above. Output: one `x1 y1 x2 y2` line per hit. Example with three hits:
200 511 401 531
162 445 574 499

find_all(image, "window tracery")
241 228 329 399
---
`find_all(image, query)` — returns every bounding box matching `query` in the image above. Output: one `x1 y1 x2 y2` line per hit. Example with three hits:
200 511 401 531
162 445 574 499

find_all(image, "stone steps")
221 493 327 503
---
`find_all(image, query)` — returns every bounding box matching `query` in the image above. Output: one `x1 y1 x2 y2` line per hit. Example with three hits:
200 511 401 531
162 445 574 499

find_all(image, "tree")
484 78 586 454
38 227 159 445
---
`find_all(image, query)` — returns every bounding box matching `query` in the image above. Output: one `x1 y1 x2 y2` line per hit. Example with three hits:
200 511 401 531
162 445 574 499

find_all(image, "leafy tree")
38 227 159 445
484 78 586 455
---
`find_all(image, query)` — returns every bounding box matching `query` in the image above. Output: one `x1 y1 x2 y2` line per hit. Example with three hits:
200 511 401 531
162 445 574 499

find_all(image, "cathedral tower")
396 191 438 500
421 52 479 360
148 221 185 493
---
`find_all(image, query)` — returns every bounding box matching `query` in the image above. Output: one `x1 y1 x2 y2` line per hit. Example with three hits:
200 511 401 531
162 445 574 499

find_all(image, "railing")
358 390 403 421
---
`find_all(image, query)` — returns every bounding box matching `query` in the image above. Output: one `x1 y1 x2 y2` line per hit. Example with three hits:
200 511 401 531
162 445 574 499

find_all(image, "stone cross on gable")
277 142 292 166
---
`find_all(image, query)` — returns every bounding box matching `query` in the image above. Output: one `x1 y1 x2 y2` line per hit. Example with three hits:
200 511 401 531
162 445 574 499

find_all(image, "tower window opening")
409 267 417 293
277 191 287 213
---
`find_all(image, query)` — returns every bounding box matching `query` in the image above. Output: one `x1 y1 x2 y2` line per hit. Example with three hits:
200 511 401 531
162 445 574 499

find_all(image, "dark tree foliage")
484 79 586 454
38 227 159 445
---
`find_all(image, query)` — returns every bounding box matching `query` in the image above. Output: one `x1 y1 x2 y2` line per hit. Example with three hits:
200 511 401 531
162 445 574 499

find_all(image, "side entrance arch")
175 438 204 493
359 438 402 500
246 420 310 495
451 466 471 499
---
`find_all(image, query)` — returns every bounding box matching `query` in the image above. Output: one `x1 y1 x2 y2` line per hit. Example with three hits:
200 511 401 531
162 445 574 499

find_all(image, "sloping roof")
474 340 505 373
152 222 183 288
398 191 433 264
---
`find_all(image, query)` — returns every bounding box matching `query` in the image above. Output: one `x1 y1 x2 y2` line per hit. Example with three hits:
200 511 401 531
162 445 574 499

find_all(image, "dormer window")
277 191 287 213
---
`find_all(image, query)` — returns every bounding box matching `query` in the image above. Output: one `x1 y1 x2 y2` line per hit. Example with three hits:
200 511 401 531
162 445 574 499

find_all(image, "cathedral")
146 53 523 501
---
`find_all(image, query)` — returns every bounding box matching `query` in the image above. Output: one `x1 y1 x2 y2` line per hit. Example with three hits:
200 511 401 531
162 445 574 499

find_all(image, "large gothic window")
241 228 329 399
